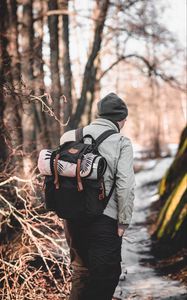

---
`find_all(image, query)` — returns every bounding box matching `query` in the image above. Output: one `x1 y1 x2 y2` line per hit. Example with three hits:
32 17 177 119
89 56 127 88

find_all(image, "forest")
0 0 186 299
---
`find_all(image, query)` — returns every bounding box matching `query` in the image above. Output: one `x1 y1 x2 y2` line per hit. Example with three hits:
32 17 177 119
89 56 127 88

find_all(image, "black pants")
64 214 122 300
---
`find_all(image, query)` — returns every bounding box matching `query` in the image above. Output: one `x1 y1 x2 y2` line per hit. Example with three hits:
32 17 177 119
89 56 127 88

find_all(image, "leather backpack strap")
76 158 83 192
54 153 60 189
75 127 83 141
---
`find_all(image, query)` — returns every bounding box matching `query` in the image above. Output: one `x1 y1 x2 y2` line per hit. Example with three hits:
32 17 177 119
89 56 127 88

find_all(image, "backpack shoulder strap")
95 130 118 206
76 128 117 148
75 127 83 141
104 173 116 207
76 127 97 144
94 130 117 150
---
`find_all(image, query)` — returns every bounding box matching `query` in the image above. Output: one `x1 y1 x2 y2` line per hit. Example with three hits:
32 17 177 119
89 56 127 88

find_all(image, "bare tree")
6 0 23 152
48 0 61 144
33 0 52 148
59 0 73 131
0 0 24 172
0 0 10 170
20 0 36 173
69 0 110 129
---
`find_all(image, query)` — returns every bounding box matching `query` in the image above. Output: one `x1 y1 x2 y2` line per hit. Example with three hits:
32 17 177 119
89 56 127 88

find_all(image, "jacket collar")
91 118 119 132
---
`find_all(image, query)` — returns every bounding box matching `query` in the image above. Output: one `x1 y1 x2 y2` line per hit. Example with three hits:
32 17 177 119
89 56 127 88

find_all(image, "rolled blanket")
37 149 77 177
38 149 107 180
80 153 107 179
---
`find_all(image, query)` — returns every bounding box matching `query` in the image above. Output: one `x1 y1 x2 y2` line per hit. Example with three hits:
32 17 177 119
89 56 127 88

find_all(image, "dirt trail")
114 158 187 300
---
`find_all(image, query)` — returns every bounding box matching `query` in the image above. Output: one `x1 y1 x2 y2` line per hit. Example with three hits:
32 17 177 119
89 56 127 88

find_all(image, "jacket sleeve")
116 138 135 226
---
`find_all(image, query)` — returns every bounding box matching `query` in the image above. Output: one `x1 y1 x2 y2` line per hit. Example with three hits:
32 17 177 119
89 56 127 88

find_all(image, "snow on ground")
114 157 187 299
135 157 173 188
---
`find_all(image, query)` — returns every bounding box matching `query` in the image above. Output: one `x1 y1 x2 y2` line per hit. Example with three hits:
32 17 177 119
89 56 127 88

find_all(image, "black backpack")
43 128 117 220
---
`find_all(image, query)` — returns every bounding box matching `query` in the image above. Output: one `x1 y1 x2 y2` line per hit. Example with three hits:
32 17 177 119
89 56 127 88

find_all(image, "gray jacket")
60 118 135 227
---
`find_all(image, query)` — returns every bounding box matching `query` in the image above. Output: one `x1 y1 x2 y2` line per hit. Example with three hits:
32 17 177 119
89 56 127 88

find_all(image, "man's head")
97 92 128 129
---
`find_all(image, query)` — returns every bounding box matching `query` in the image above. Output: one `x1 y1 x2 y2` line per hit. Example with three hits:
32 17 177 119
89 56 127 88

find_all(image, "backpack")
40 128 117 220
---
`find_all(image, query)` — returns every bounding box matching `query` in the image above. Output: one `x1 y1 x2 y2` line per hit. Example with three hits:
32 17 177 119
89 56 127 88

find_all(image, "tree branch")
98 54 185 92
70 0 110 128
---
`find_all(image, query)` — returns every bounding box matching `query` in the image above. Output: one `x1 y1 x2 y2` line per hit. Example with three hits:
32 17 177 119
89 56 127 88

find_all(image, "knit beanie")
97 92 128 122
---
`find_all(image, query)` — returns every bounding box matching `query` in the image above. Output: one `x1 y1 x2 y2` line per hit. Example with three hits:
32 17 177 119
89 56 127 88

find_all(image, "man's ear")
118 119 126 130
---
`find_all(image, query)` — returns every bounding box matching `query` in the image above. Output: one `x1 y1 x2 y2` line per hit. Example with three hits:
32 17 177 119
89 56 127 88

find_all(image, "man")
60 92 135 300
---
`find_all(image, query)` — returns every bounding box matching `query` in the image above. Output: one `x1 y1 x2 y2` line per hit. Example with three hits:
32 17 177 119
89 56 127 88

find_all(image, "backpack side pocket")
44 176 56 211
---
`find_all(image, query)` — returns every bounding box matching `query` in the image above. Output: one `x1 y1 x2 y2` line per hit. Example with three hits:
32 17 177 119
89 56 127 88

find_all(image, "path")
114 158 187 300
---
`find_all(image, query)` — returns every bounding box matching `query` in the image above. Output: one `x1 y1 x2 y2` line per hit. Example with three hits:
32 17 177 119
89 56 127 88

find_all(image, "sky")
43 0 186 88
71 0 187 47
161 0 186 47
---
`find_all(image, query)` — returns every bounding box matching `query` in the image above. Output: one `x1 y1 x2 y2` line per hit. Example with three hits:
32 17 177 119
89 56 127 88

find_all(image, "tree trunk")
69 0 110 129
48 0 61 144
33 0 52 149
6 0 23 152
7 0 21 84
87 55 102 124
21 0 36 174
153 127 187 252
59 0 73 132
0 0 10 171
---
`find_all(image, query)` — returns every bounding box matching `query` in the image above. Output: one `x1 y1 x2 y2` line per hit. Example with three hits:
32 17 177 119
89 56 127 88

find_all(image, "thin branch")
30 94 70 127
98 54 186 92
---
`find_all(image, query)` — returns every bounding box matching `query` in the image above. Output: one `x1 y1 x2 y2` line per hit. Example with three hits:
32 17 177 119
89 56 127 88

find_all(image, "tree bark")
7 0 21 85
87 55 102 124
21 0 36 173
48 0 61 144
69 0 110 129
0 0 10 171
153 128 187 250
59 0 73 132
33 0 52 148
6 0 23 151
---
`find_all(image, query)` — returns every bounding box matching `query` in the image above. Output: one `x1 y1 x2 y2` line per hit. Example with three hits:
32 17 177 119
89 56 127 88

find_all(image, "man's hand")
117 224 128 237
118 227 125 237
